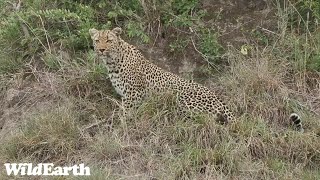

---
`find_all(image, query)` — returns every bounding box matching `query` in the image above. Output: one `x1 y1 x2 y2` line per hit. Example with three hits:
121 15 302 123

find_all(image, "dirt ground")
139 0 276 82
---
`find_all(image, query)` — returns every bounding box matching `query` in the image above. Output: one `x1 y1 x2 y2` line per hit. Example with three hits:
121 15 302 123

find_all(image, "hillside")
0 0 319 179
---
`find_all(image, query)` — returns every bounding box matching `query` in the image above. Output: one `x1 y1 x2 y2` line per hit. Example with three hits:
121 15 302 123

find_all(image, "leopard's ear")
112 27 122 36
89 28 98 37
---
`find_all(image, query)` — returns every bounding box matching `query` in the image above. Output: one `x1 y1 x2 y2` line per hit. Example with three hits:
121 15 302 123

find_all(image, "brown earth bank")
139 0 277 83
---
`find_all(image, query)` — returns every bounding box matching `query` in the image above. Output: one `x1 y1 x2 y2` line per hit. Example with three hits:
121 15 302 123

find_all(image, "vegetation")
0 0 319 179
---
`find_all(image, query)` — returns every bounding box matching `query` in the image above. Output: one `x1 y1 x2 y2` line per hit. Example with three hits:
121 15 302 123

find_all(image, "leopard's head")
89 27 123 56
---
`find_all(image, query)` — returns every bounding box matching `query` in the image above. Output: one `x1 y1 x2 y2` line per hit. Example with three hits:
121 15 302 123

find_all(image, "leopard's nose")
98 49 105 53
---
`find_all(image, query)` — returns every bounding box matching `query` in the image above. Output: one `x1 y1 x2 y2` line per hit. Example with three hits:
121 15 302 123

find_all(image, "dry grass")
222 45 320 131
0 70 319 179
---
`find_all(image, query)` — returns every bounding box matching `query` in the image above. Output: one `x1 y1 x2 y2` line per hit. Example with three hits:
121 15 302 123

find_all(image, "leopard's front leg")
121 86 145 117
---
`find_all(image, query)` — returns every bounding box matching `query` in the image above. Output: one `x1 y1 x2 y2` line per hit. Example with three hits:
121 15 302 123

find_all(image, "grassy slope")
0 0 320 179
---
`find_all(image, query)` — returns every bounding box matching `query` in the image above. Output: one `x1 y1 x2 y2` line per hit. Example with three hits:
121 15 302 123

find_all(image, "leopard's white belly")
113 84 124 96
109 73 124 97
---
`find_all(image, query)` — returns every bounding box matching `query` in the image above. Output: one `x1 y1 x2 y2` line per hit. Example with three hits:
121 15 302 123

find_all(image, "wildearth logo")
4 163 90 176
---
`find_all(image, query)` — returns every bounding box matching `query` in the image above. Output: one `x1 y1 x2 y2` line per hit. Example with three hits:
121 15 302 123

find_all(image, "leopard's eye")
95 40 100 43
106 40 112 43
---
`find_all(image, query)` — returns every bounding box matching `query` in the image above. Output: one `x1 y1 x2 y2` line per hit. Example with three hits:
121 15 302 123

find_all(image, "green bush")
0 3 96 53
199 29 223 63
288 0 320 31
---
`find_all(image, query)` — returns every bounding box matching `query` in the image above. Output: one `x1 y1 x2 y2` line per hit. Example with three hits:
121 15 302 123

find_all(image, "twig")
257 26 279 35
82 119 108 131
189 27 221 71
190 38 207 59
190 36 215 67
17 16 48 51
152 17 161 48
38 15 52 53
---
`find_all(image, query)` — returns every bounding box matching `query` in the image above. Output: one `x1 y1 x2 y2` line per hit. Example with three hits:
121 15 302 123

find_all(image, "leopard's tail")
290 113 304 132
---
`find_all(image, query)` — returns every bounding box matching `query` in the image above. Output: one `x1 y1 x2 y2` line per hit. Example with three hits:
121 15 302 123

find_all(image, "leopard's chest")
109 73 125 97
105 59 126 96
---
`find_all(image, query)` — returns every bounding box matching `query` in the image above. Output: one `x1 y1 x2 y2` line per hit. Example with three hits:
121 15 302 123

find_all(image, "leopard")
89 27 304 129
